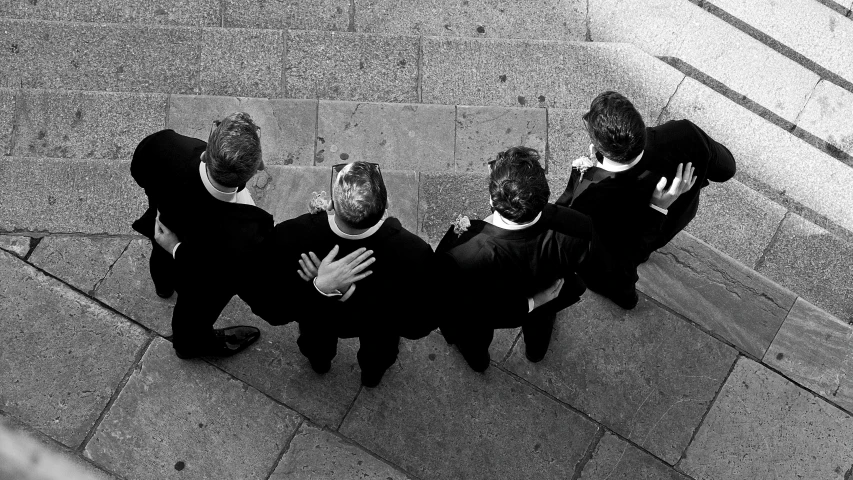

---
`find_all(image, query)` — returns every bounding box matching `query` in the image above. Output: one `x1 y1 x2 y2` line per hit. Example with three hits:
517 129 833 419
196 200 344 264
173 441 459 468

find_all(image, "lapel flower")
452 214 471 236
308 190 332 214
571 156 596 176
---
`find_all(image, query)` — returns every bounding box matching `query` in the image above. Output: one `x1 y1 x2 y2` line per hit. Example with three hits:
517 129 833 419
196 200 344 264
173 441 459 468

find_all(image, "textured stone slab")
637 232 795 358
662 76 853 233
382 170 419 235
340 333 600 479
222 0 350 30
0 0 220 26
766 298 853 413
590 0 817 122
685 178 787 268
417 171 490 246
0 235 31 258
0 250 148 449
579 432 690 479
505 294 736 464
200 28 284 98
681 357 853 479
354 0 586 40
29 236 131 293
0 158 146 235
455 105 547 173
547 108 591 176
13 90 166 160
94 239 176 336
271 423 410 480
316 101 455 171
85 338 302 480
757 213 853 323
797 79 853 155
0 88 14 155
0 20 201 93
285 31 419 103
168 95 317 166
422 38 684 119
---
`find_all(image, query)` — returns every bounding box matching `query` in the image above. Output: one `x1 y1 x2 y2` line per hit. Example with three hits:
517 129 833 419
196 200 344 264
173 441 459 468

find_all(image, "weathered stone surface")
29 236 131 293
490 328 520 364
285 31 419 103
0 158 146 235
758 213 853 323
0 88 14 155
681 357 853 479
417 171 490 246
637 233 795 359
223 0 350 30
0 0 220 26
382 170 419 234
547 107 590 176
251 166 328 223
94 239 176 336
271 423 410 480
766 298 853 413
316 101 455 172
0 235 31 258
168 95 317 166
455 105 547 172
340 333 600 479
12 90 166 160
354 0 586 40
661 77 853 233
200 28 284 98
579 432 690 479
0 250 149 449
796 79 853 155
505 293 737 464
85 338 302 480
685 178 787 268
0 20 202 93
421 38 684 119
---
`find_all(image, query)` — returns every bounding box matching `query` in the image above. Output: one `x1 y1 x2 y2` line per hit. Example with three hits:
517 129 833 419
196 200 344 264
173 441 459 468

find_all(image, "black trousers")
450 309 558 365
297 321 400 377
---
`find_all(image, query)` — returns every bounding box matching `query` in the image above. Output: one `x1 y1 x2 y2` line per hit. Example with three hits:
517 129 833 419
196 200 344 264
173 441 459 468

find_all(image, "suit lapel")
572 166 616 203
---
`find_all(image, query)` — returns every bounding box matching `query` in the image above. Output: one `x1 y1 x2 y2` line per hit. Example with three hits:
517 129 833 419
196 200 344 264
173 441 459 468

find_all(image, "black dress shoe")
174 326 261 359
155 287 174 299
309 358 332 375
608 290 639 310
360 368 387 388
458 346 490 373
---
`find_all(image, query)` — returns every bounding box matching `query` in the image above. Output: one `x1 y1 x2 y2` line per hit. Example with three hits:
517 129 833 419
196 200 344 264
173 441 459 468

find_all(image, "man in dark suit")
556 91 736 309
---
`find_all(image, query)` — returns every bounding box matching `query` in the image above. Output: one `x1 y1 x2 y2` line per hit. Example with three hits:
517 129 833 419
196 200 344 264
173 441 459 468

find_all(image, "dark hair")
583 91 646 164
206 112 263 188
333 161 388 229
488 147 549 223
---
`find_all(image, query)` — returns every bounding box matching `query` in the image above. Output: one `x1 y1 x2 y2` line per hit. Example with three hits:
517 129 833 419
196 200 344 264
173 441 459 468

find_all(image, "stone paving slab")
0 19 202 93
12 89 166 160
271 423 411 480
28 236 131 293
353 0 587 41
796 79 853 155
421 38 684 120
684 178 787 268
757 213 853 324
547 107 591 175
0 234 32 258
84 337 302 480
455 105 547 173
316 101 455 172
637 232 795 359
661 76 853 234
285 31 419 103
94 239 176 336
0 88 14 155
417 171 490 246
199 28 284 98
579 432 690 480
680 357 853 479
168 95 317 166
222 0 351 31
505 293 737 465
0 250 149 449
765 298 853 413
340 333 600 480
0 0 220 26
0 158 145 235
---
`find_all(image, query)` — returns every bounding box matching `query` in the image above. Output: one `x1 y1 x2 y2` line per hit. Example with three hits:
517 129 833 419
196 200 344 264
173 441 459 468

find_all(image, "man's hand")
651 162 697 210
154 211 180 254
532 278 565 310
313 245 376 295
297 252 322 282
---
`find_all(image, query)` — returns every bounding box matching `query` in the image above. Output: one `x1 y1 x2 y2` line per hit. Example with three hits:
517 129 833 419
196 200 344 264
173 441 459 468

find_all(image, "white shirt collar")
597 150 644 173
488 210 542 231
199 161 255 206
328 213 384 240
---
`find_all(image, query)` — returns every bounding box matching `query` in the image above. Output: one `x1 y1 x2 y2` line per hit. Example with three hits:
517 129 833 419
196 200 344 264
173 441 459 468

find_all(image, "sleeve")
691 122 736 183
130 131 162 190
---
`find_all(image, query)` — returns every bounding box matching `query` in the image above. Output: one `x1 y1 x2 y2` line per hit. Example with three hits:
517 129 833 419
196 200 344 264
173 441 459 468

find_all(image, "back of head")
206 112 263 188
489 147 549 223
333 161 388 229
584 91 646 164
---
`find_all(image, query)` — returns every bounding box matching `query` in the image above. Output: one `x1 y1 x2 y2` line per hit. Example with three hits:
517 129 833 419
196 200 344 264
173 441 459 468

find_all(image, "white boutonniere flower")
308 191 332 214
572 156 596 176
452 214 471 236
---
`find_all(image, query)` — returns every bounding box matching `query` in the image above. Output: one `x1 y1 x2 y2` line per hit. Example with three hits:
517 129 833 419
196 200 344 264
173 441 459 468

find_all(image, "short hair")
583 91 646 164
205 112 263 188
488 147 550 223
333 162 388 230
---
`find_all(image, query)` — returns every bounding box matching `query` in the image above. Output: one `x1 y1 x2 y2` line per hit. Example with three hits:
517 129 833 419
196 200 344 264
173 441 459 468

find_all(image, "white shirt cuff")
171 242 181 259
649 203 668 215
313 277 343 297
527 297 535 313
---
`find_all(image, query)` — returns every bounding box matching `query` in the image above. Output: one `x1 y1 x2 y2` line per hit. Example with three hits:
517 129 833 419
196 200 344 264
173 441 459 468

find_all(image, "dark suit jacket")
435 203 592 329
